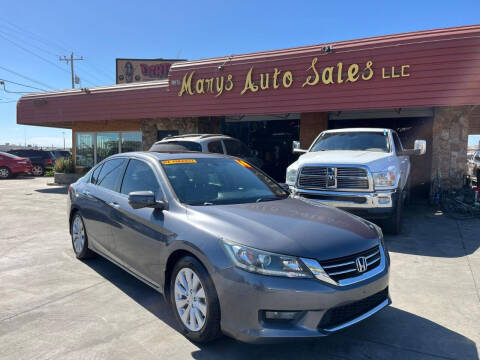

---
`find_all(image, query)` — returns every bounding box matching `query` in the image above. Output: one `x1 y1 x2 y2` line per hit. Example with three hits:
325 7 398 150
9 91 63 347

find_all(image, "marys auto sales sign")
176 57 411 97
116 58 184 84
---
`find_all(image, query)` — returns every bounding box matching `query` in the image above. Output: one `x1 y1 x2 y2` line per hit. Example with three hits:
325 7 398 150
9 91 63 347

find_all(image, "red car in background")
0 151 33 179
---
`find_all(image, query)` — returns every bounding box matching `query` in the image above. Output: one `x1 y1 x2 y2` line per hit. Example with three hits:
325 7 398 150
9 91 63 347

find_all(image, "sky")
1 0 480 148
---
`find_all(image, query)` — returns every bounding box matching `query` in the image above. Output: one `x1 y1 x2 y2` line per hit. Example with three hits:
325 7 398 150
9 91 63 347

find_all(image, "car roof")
155 133 234 143
323 128 392 133
110 151 233 161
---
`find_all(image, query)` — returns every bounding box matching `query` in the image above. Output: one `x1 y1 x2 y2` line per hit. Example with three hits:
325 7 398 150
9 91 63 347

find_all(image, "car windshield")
161 157 288 205
1 151 21 159
311 132 390 152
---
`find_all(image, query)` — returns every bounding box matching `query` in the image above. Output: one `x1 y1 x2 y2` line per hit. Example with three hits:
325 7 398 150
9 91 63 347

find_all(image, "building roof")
17 24 480 128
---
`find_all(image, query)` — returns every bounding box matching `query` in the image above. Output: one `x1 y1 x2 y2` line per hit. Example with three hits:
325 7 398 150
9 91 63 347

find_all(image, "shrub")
54 156 75 174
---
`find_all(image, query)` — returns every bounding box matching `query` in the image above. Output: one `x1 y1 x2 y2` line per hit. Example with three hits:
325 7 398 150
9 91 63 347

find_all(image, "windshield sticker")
162 159 197 165
235 159 252 168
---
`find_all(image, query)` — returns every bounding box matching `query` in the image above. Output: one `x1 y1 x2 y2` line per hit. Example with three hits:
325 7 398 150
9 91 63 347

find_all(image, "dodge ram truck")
286 128 426 233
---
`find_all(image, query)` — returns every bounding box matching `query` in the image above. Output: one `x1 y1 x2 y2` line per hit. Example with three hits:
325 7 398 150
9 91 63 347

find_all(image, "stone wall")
431 106 474 190
141 117 222 150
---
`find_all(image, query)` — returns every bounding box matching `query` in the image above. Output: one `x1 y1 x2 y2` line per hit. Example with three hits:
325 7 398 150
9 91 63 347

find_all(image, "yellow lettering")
391 66 400 78
347 64 360 82
283 71 293 88
241 68 258 94
362 61 374 81
195 79 205 94
205 78 214 93
401 65 410 77
260 73 270 90
273 68 281 89
302 57 320 87
225 74 234 91
215 76 224 97
178 71 195 96
337 62 344 84
382 67 389 79
322 66 334 84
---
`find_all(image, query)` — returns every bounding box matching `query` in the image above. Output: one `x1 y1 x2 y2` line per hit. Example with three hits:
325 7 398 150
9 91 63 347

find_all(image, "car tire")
70 213 95 259
0 166 11 179
170 256 222 343
384 192 403 235
32 164 45 177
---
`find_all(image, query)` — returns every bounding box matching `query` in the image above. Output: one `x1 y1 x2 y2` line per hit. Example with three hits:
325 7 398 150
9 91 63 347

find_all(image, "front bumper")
293 188 398 219
213 258 390 343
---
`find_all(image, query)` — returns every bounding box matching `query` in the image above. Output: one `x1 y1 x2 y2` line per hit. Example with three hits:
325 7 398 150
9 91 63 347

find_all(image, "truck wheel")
384 192 403 235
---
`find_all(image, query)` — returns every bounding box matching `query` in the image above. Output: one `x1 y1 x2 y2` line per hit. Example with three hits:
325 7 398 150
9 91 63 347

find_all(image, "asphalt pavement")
0 177 479 359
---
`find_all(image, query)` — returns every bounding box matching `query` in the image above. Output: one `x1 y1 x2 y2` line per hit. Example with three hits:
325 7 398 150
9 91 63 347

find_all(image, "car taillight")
46 158 53 164
68 185 73 194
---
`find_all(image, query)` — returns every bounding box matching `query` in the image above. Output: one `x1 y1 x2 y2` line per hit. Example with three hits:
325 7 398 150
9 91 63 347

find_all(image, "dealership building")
17 25 480 199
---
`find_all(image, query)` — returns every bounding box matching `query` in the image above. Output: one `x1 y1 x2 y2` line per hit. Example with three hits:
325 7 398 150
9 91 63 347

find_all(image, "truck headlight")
373 171 396 187
286 167 298 185
222 240 312 278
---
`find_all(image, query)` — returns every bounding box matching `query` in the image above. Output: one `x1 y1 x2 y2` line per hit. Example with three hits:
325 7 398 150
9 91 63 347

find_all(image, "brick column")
299 112 328 148
431 106 473 191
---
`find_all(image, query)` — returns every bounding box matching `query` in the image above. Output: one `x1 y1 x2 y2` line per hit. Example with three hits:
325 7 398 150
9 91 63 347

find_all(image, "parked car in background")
68 151 390 343
0 151 32 179
286 128 426 234
7 149 55 176
468 150 480 181
53 150 72 160
149 134 263 168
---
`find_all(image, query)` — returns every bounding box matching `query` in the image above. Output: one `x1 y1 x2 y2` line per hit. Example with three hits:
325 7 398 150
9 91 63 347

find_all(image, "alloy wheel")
0 168 9 179
174 268 207 331
72 216 85 254
32 165 43 176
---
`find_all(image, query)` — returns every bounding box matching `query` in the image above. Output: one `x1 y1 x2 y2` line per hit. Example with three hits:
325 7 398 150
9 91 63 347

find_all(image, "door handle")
82 190 91 196
108 201 120 209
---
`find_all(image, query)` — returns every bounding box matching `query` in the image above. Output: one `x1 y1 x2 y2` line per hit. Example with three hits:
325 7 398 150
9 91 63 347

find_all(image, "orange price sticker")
235 159 252 168
162 159 197 165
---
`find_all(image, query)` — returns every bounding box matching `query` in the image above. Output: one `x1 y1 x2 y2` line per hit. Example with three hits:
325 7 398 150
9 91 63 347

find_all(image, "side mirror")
414 140 427 155
128 191 166 210
292 140 307 154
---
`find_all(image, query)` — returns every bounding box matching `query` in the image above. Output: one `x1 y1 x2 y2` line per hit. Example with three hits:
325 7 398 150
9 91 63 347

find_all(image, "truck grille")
319 287 389 330
298 166 369 190
319 245 381 282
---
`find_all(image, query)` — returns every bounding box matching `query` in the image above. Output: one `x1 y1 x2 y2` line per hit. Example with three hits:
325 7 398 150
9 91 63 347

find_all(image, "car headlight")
285 167 298 185
222 240 312 278
373 171 396 187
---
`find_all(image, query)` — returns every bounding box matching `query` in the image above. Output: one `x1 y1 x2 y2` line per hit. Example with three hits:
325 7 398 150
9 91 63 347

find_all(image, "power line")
0 78 48 92
83 60 115 82
0 32 70 75
0 18 70 53
0 19 112 87
0 65 55 90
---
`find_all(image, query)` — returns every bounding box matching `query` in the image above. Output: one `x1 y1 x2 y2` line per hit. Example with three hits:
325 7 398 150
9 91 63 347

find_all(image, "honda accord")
68 151 390 343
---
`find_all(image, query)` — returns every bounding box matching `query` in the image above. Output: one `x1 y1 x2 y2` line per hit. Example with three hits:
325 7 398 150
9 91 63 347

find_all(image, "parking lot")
0 177 479 360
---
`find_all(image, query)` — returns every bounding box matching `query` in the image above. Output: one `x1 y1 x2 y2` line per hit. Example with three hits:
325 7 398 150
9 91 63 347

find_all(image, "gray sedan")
67 151 390 343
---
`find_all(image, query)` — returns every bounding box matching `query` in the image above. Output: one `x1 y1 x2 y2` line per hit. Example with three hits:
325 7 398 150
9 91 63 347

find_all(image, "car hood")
294 150 395 172
186 198 379 261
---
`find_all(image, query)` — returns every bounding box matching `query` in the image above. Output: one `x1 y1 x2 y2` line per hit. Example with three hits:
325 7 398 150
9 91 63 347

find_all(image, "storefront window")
97 133 119 162
75 133 94 168
121 131 142 153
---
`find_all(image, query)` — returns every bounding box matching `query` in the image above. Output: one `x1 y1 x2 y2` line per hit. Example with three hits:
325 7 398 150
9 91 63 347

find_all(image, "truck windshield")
310 132 390 153
161 158 288 205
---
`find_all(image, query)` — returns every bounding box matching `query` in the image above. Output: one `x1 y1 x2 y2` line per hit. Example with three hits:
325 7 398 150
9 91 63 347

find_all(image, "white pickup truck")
285 128 426 233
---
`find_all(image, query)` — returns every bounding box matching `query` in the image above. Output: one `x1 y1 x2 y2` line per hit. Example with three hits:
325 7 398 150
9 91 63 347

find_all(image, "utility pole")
62 131 66 150
59 52 84 89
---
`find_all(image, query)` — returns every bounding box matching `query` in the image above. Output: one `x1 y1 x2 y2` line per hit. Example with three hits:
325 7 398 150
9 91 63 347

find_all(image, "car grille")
320 245 381 282
319 287 389 330
297 166 369 190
